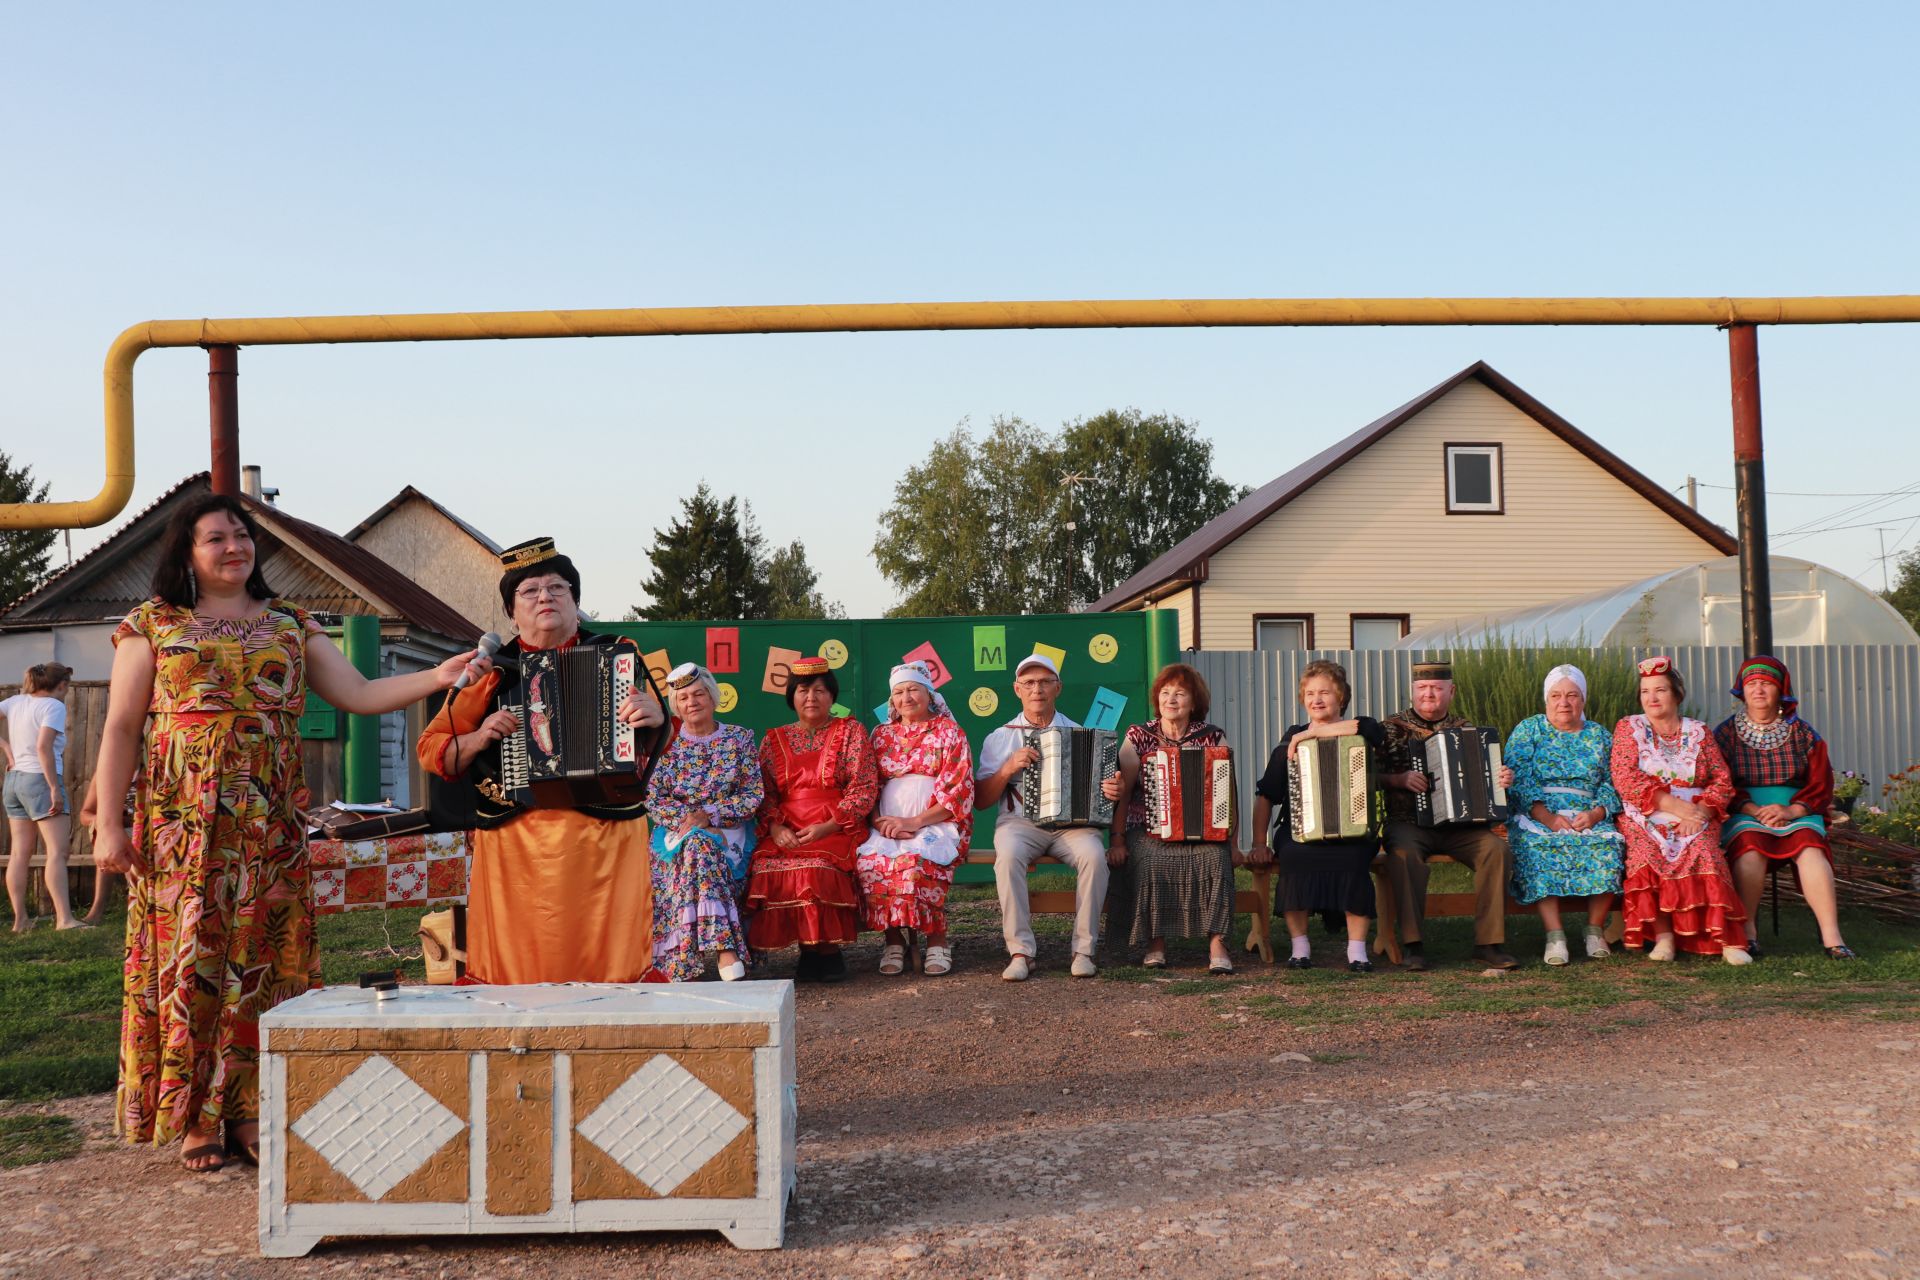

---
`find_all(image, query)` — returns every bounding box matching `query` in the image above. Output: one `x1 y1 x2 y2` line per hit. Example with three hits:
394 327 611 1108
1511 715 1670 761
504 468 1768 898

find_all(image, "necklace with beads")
1734 709 1793 751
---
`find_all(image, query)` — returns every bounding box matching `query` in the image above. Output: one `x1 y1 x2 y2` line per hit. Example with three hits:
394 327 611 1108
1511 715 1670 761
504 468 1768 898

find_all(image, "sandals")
878 944 907 976
923 945 953 976
227 1127 261 1167
182 1134 227 1173
1825 944 1858 960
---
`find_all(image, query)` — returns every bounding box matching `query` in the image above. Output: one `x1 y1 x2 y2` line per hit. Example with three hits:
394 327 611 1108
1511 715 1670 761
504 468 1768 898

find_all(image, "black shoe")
815 950 849 983
1473 945 1520 970
793 951 821 984
1347 959 1374 974
1286 955 1313 970
1401 945 1429 972
1745 938 1764 960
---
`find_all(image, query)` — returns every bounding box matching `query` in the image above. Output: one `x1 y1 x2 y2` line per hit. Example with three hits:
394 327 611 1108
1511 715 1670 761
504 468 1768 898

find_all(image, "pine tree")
0 452 56 608
631 486 844 621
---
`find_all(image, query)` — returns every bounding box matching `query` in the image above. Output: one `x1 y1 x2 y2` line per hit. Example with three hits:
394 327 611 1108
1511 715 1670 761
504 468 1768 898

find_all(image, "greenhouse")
1399 555 1920 649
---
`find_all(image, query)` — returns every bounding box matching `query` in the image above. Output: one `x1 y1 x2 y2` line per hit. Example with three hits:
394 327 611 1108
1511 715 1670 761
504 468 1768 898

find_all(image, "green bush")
1446 639 1646 738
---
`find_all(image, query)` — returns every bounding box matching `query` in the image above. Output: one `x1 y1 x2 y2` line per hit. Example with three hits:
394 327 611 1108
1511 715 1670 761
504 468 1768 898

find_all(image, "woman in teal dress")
1504 664 1624 966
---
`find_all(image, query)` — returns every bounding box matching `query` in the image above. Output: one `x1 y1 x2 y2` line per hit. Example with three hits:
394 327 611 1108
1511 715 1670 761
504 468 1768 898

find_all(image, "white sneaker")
1543 937 1570 966
1584 930 1611 959
1071 954 1098 978
1722 946 1753 966
1001 955 1032 982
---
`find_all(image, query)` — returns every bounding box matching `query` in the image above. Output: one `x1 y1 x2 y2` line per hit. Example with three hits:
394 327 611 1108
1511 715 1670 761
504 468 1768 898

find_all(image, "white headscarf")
1543 663 1588 703
666 661 721 712
888 661 950 719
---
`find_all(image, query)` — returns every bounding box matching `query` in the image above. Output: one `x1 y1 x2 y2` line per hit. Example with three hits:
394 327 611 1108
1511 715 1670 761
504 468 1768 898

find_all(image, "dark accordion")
498 639 667 809
1289 734 1380 844
1412 726 1511 827
1141 745 1234 842
1017 726 1119 829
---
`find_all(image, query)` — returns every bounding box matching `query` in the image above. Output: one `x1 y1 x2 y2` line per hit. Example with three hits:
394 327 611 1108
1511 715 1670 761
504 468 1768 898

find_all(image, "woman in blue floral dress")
1504 664 1624 966
647 663 764 981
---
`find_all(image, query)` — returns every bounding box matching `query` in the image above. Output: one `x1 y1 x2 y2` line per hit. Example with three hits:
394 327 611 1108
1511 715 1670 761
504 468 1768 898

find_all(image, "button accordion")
1289 734 1380 844
1141 745 1234 842
497 639 669 808
1017 726 1119 829
1411 726 1510 827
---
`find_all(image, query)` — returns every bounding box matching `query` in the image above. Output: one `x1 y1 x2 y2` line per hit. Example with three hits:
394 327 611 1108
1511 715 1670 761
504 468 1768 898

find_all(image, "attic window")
1445 443 1504 514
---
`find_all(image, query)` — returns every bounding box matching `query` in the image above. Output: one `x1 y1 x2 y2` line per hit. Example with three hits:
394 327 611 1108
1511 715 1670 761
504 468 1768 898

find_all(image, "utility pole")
1685 475 1697 510
1877 526 1896 592
1059 471 1093 610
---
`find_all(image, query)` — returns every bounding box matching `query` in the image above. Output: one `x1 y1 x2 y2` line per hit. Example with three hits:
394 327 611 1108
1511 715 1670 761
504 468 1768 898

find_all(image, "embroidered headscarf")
1730 655 1796 709
1542 663 1588 703
888 660 950 718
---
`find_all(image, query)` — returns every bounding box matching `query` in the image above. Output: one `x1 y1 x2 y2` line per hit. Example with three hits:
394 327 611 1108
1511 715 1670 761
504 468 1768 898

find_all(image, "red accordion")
1142 745 1234 842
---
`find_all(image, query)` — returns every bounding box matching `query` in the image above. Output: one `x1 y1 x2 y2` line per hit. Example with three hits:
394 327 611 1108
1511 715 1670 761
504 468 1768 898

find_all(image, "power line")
1692 481 1919 497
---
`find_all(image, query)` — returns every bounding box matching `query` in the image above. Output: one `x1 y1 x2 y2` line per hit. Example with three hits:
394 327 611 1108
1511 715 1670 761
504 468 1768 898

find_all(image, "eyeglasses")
1014 677 1058 690
514 584 571 603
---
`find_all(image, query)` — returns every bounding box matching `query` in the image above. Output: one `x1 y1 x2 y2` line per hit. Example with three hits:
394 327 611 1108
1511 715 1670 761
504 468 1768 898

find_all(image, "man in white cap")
975 653 1108 980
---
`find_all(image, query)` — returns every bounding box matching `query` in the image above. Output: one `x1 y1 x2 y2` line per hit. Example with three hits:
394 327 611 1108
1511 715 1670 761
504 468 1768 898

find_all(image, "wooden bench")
963 850 1276 963
1369 852 1624 965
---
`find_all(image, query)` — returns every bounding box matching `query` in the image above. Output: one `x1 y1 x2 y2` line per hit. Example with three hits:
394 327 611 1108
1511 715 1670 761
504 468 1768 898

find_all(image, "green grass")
0 1114 83 1168
0 905 432 1101
0 884 1912 1106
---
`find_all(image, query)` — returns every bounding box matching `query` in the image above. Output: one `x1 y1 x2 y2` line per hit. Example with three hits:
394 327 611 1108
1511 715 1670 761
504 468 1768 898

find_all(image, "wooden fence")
0 681 343 866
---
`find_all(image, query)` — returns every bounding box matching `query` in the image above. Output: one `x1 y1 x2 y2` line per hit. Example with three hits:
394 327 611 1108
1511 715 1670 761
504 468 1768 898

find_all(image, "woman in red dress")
1609 657 1749 963
746 656 877 983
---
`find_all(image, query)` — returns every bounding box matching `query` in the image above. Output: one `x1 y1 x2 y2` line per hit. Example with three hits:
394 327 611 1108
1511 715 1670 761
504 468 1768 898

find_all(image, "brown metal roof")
1088 361 1738 613
1 473 482 641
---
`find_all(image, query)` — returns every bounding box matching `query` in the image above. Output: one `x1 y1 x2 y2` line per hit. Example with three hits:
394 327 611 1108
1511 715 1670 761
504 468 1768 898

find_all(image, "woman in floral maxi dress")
92 494 486 1171
648 662 765 982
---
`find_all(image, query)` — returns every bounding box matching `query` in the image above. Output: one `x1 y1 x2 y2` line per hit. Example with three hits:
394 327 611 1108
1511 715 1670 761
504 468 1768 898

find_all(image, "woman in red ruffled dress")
1609 657 1749 963
746 657 877 983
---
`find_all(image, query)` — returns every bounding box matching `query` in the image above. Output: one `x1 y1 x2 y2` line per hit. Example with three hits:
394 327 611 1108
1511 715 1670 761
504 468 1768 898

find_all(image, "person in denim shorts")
2 662 82 931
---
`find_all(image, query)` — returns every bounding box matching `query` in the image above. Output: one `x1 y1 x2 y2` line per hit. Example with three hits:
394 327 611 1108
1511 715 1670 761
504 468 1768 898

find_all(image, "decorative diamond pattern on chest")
289 1055 466 1200
575 1054 750 1194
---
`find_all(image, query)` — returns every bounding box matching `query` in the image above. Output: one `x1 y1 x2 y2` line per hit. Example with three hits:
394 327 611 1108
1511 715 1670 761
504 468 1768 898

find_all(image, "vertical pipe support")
206 344 240 497
1728 324 1772 656
342 614 382 804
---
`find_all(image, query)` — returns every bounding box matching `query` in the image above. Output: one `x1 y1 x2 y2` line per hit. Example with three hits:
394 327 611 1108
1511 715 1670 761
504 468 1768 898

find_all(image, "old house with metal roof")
1090 362 1738 650
0 472 482 807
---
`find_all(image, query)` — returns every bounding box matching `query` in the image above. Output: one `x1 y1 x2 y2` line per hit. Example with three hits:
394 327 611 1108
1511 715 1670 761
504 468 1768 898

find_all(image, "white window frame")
1444 443 1504 514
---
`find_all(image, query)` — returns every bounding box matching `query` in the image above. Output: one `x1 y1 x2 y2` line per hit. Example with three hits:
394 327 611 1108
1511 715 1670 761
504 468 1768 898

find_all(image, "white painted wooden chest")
258 982 796 1257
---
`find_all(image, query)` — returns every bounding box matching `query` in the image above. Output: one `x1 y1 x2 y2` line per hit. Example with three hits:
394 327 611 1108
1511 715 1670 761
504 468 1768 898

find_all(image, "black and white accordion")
1016 726 1119 829
1289 734 1380 844
1412 726 1510 827
1141 745 1234 842
498 639 669 809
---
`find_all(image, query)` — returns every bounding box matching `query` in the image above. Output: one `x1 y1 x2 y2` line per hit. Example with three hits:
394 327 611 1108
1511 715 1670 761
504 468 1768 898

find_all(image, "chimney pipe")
242 465 263 500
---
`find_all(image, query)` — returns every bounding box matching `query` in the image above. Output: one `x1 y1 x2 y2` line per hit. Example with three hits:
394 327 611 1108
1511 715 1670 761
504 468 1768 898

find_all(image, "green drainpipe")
1145 606 1180 675
342 614 381 804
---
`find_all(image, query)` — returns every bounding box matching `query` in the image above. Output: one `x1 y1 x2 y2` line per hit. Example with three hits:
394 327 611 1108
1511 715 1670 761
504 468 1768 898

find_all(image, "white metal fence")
1187 646 1920 834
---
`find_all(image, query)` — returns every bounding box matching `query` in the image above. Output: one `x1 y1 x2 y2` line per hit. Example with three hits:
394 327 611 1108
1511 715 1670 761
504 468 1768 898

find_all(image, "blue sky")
5 3 1917 620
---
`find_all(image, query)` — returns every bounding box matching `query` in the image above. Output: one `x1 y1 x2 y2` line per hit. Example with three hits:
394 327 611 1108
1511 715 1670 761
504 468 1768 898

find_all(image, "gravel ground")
4 936 1917 1280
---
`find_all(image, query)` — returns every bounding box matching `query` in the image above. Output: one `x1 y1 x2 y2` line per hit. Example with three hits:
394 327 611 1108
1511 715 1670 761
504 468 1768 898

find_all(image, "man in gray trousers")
974 653 1108 981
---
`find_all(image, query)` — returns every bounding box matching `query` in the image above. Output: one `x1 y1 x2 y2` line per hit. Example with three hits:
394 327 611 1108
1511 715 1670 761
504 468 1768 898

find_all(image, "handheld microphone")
453 632 504 690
